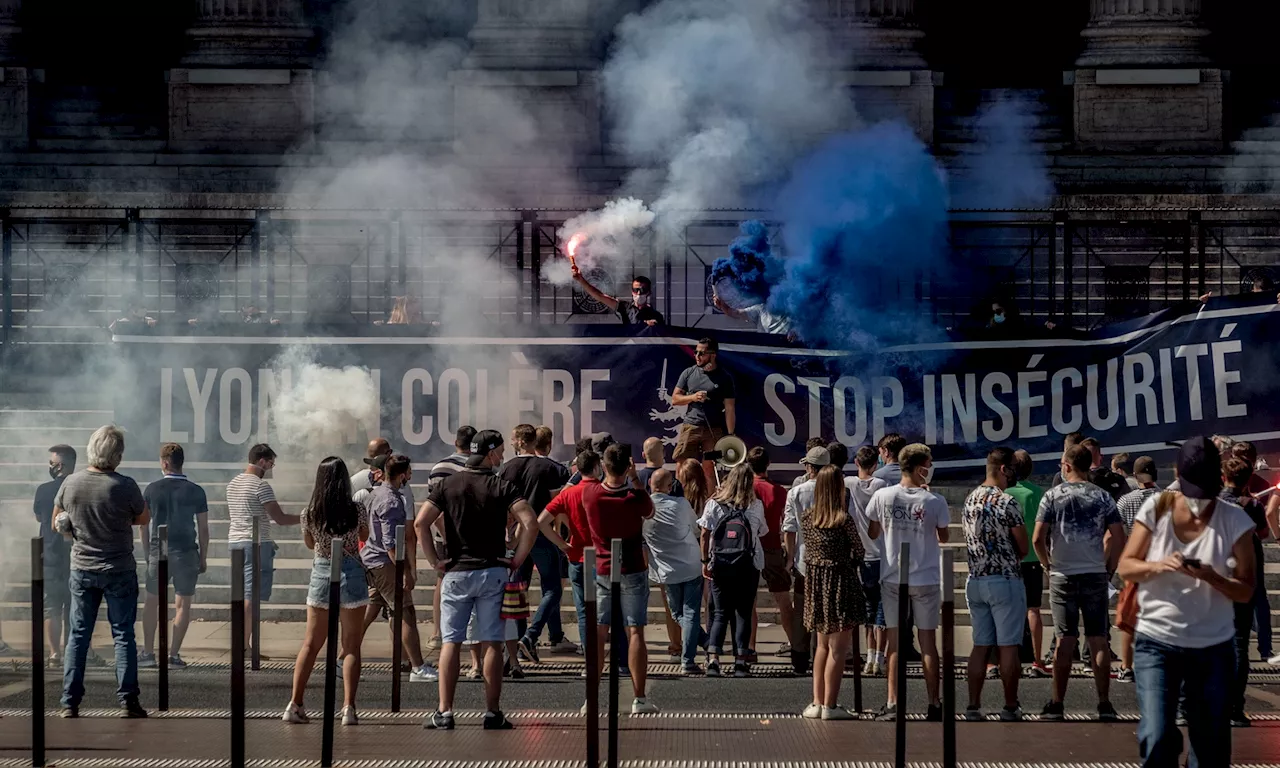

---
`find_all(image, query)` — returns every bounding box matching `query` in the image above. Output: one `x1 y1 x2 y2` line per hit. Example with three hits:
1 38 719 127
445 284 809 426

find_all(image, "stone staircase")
1 404 1278 633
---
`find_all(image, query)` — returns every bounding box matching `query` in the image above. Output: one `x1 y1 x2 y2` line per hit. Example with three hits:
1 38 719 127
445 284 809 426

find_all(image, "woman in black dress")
801 465 866 720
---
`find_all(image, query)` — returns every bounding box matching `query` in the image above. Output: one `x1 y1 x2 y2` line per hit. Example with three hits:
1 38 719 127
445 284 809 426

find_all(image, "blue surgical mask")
992 313 1005 324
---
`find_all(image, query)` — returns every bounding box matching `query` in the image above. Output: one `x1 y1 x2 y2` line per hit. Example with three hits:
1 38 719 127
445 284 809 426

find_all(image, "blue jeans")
522 536 564 644
1135 633 1233 768
568 561 588 645
62 569 140 708
664 576 707 667
1252 573 1273 657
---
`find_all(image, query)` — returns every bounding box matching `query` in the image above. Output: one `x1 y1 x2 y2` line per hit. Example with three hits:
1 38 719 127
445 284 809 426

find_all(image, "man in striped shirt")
422 426 475 651
226 444 299 648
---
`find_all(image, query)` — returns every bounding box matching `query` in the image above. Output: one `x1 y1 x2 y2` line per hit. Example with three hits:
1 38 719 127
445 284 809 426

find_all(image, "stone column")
0 0 27 147
169 0 315 152
816 0 936 143
453 0 603 202
1071 0 1220 151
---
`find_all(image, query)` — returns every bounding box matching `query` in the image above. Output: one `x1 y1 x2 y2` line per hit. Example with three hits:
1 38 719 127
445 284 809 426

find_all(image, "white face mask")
921 465 934 484
632 292 650 307
1185 497 1211 518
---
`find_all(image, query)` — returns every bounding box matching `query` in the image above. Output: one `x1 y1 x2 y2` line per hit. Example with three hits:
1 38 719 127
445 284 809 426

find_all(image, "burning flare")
565 232 586 267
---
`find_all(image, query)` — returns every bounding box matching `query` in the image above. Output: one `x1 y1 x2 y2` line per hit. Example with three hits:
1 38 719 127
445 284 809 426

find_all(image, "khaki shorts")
673 423 722 462
366 562 417 620
761 548 792 593
882 582 941 631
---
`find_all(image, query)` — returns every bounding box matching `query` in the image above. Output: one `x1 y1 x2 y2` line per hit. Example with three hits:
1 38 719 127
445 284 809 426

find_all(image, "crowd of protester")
33 333 1279 766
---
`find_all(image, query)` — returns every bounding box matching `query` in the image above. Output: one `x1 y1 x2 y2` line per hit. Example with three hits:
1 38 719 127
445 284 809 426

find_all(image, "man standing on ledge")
671 337 736 487
571 265 665 326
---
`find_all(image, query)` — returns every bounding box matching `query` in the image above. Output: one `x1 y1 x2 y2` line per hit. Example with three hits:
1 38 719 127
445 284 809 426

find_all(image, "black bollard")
852 618 863 715
230 547 245 768
31 538 44 768
321 540 341 768
584 548 599 768
251 518 262 671
607 538 622 768
895 542 909 768
941 549 956 768
390 525 405 713
158 525 169 712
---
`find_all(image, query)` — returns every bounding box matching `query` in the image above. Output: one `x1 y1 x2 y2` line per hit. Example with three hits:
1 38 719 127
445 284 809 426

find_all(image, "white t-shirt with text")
865 484 950 587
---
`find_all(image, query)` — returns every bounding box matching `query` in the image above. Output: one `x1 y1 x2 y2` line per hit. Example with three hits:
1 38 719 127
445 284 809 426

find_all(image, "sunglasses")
695 350 714 357
631 286 651 295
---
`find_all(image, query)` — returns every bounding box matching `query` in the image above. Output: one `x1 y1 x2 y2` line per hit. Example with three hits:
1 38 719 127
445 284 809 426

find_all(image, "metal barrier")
321 539 341 768
894 542 909 768
584 547 600 768
158 525 170 711
230 546 245 768
31 538 44 768
391 524 405 713
251 519 262 671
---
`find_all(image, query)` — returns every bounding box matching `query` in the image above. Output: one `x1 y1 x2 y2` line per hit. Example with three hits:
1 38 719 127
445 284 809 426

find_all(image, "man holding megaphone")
671 337 737 488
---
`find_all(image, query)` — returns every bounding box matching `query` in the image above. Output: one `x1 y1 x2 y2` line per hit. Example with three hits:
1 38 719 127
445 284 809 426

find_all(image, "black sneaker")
1231 712 1251 728
120 697 148 719
509 666 526 680
706 659 721 677
425 710 455 730
682 663 704 676
1097 701 1119 722
874 703 898 721
517 636 540 664
60 706 78 719
1040 700 1065 721
925 703 943 722
483 711 515 730
733 661 750 678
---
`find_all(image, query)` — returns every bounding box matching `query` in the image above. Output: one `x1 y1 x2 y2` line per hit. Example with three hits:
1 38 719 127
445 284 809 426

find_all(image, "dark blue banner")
111 296 1279 472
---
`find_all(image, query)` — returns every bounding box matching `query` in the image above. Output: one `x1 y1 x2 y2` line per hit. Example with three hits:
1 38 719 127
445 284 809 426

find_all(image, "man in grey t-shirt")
53 425 150 718
670 338 736 482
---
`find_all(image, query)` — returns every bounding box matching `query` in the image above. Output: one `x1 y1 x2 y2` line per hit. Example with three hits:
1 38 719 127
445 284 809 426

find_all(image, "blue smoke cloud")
708 220 781 306
712 121 953 349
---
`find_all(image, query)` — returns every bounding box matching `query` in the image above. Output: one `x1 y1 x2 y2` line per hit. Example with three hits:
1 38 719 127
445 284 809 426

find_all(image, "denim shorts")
965 574 1027 647
439 567 507 644
860 560 884 628
595 571 650 627
227 540 275 602
146 550 201 597
1049 572 1110 638
306 555 369 610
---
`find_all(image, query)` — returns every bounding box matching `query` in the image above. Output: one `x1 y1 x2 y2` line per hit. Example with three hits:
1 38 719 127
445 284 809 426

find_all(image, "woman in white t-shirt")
698 464 768 678
1117 437 1255 768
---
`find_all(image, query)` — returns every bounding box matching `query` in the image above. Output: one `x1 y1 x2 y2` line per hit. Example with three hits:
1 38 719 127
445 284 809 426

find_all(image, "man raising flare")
1033 443 1126 721
139 444 209 669
571 267 665 326
671 338 736 486
417 430 537 731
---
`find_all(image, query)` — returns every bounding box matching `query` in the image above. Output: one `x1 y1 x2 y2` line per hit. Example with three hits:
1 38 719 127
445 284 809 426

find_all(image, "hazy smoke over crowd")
265 346 381 462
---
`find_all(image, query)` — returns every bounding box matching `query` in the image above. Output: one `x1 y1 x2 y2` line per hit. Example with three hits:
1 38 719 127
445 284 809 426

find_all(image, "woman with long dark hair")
283 457 369 727
698 463 767 678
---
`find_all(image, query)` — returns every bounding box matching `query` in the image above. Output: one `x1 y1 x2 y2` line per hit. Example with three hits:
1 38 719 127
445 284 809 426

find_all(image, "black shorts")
1020 561 1043 609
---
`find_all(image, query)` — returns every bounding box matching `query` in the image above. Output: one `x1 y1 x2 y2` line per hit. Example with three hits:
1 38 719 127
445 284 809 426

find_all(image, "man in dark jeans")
54 425 150 718
35 444 77 666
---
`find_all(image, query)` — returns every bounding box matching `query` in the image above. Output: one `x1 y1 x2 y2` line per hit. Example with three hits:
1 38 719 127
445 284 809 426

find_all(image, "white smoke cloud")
602 0 856 232
550 197 656 286
265 346 381 462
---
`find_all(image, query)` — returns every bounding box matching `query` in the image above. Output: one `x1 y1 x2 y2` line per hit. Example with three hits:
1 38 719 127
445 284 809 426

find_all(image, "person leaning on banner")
570 264 665 326
670 337 736 487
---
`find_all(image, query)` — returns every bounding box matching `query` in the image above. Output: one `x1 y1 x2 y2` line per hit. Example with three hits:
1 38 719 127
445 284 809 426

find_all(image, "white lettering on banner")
1016 370 1048 439
1211 340 1247 418
1050 367 1083 434
1176 344 1208 421
871 377 903 444
183 368 216 444
256 368 287 444
580 369 609 436
219 368 253 445
403 369 433 446
923 374 937 445
1123 353 1158 428
1158 348 1177 424
833 375 866 445
542 369 575 444
765 374 796 445
476 369 489 425
981 372 1013 442
798 377 829 443
160 369 188 443
508 368 539 428
1086 360 1120 432
941 374 977 445
438 369 471 441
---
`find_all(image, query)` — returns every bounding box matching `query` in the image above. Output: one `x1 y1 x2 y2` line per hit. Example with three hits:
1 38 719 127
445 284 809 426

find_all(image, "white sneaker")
1268 653 1280 666
821 705 856 720
410 664 439 683
802 703 822 719
580 700 590 716
341 706 358 726
631 697 660 715
282 702 309 724
861 659 874 676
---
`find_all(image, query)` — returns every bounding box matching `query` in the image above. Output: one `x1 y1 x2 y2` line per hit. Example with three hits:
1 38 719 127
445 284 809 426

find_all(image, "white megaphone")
708 435 747 483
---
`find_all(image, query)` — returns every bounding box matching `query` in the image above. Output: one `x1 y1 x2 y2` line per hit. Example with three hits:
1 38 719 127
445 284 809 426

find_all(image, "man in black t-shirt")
671 337 736 485
417 429 538 732
1081 438 1129 502
140 443 209 668
499 424 574 658
571 266 665 326
34 444 76 662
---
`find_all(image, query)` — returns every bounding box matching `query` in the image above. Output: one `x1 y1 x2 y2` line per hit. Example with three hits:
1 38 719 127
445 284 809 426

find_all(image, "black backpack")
711 503 753 567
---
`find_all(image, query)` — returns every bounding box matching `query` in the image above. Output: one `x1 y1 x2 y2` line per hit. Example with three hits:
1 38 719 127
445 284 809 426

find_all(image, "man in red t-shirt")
749 447 795 654
540 450 601 652
581 443 658 714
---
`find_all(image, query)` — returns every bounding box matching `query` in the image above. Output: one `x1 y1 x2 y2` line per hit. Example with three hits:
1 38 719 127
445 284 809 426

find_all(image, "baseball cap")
800 446 831 467
1176 436 1222 499
466 429 505 468
590 431 615 454
363 454 390 472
